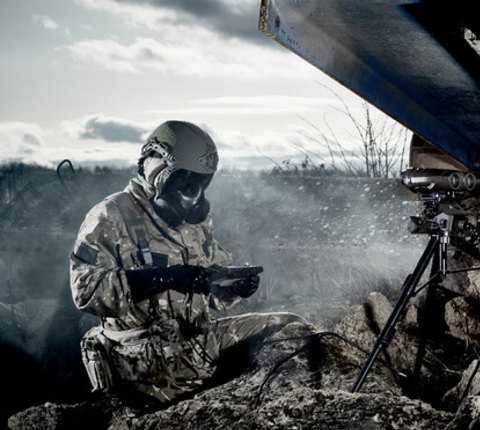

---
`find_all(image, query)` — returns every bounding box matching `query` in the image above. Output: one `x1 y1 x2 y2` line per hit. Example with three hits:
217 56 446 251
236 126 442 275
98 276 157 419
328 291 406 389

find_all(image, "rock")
8 291 480 429
466 268 480 298
446 395 480 430
444 360 480 408
366 292 393 329
129 387 452 430
7 395 124 430
8 402 98 430
445 297 480 346
335 292 418 387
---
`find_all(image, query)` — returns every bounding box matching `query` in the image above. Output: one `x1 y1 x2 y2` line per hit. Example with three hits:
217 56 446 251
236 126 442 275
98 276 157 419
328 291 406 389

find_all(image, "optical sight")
401 168 476 192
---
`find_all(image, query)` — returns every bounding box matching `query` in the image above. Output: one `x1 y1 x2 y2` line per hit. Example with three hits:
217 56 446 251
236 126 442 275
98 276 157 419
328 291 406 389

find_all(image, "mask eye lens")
182 181 199 197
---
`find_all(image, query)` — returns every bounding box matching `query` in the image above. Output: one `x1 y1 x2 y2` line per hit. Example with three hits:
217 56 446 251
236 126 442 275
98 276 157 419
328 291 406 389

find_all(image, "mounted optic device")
400 134 480 248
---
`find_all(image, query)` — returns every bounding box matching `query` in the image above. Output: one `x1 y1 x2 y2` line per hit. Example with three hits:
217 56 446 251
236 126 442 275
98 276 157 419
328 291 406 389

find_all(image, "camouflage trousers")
90 311 308 404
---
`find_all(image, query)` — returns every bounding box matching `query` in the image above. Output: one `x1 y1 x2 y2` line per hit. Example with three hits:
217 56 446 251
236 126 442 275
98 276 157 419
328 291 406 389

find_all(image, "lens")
464 173 476 191
408 216 422 234
449 173 460 189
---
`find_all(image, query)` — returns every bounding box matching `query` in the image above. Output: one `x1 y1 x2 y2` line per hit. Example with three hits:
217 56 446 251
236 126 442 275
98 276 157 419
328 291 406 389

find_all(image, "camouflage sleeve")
70 199 133 318
202 214 233 268
210 239 233 267
199 216 242 311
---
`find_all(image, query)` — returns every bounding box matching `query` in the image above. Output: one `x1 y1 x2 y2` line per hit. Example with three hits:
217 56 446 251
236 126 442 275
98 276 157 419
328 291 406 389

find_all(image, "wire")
254 336 311 408
254 330 404 407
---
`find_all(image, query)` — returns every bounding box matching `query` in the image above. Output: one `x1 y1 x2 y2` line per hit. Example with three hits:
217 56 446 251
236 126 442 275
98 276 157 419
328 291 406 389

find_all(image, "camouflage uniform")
70 176 306 403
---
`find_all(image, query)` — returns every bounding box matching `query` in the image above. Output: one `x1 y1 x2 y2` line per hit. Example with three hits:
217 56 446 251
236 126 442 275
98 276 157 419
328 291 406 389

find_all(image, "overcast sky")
0 0 373 171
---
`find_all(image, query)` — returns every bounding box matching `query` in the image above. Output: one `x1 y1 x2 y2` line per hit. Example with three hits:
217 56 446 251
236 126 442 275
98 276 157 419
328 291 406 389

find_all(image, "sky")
0 0 392 171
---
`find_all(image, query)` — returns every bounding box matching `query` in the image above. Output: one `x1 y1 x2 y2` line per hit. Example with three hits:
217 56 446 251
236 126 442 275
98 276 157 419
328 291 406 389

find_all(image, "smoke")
209 171 425 323
0 163 423 421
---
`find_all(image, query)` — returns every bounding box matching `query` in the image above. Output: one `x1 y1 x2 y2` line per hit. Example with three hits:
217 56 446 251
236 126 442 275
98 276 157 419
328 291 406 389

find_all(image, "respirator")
153 169 213 228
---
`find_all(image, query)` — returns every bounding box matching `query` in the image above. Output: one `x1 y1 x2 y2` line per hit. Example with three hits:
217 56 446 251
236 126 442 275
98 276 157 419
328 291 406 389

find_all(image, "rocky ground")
8 290 480 430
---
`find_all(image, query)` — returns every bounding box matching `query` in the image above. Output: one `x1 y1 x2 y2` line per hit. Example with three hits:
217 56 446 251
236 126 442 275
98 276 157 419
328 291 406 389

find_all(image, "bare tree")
296 83 410 178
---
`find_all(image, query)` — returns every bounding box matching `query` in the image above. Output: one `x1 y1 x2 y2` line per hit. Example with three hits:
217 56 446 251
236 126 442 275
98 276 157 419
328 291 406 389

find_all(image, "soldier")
70 120 308 406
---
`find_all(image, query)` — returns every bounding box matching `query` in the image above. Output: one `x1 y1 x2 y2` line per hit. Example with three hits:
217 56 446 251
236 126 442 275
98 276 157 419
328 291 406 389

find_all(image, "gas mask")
152 169 213 228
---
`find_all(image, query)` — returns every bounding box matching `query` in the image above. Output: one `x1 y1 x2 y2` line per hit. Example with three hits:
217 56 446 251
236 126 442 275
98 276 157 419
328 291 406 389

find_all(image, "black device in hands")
208 265 263 300
207 265 264 284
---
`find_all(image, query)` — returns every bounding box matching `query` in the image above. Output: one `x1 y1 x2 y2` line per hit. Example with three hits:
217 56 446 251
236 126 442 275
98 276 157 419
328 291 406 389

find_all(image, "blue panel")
259 0 480 174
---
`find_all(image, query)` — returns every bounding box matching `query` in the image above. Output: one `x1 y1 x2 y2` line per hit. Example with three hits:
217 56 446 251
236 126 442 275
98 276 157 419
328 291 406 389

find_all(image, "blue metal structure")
259 0 480 174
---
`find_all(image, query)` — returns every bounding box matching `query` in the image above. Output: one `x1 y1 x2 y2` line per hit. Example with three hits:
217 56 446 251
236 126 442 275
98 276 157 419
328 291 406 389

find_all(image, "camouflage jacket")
70 177 234 332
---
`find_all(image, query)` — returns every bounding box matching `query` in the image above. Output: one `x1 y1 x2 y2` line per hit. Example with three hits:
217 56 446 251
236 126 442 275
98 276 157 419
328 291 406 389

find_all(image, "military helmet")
140 121 218 180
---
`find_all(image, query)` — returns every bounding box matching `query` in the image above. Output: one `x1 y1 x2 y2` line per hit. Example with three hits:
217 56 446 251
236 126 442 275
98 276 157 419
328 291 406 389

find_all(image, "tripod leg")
351 236 439 393
412 237 456 383
412 248 441 380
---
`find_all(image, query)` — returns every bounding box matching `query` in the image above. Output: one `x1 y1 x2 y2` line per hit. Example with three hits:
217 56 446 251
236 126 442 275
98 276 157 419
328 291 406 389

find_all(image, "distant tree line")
0 163 53 207
0 163 136 214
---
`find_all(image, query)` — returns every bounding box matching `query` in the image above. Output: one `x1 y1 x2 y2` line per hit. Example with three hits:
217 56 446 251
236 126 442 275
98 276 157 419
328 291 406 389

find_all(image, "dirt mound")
8 293 480 429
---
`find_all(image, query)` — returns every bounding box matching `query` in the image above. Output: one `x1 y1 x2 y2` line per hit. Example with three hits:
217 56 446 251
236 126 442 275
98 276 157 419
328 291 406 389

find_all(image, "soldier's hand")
229 275 260 298
168 265 211 295
210 275 260 301
126 265 212 302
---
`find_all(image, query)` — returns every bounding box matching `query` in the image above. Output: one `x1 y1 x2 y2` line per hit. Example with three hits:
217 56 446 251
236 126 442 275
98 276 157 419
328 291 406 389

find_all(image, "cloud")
58 39 143 73
67 115 330 168
123 0 262 42
80 116 147 143
210 123 329 161
32 14 70 35
0 119 145 167
0 121 46 146
145 96 341 117
76 0 263 43
0 121 52 165
75 0 173 28
58 35 317 80
22 133 42 147
0 118 345 171
79 24 94 33
66 0 318 80
32 14 60 30
63 114 149 143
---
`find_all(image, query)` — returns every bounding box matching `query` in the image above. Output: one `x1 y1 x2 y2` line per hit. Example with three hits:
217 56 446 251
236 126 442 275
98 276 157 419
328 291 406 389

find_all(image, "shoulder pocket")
74 242 98 265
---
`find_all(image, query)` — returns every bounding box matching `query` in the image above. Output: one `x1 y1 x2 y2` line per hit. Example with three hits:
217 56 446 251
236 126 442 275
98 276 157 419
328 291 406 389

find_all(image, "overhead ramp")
259 0 480 174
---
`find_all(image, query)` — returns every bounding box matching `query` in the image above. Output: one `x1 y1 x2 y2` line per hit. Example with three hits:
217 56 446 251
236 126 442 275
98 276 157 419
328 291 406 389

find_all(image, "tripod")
351 233 454 393
350 171 480 392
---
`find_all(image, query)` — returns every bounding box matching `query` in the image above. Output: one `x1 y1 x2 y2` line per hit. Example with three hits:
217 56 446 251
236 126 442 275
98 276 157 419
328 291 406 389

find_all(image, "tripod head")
401 168 480 257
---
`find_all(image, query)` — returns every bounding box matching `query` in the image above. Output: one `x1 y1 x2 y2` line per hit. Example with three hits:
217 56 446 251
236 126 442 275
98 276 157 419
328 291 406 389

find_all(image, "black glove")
126 265 210 303
211 275 260 301
230 275 260 298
